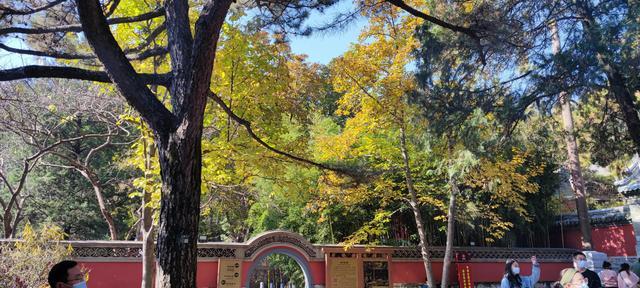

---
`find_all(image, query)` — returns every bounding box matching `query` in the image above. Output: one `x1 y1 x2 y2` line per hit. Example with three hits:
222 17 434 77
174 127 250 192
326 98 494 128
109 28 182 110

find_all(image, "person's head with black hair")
505 259 522 288
620 263 631 274
603 261 612 270
572 252 588 272
48 260 86 288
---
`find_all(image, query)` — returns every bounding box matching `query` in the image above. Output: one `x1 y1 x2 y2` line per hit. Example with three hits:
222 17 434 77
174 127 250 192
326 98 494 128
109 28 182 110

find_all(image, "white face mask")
72 281 88 288
512 267 520 275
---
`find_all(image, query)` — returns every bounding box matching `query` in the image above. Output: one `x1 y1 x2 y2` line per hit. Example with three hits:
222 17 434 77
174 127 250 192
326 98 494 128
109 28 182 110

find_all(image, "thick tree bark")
73 0 230 285
441 179 458 288
154 123 203 287
400 127 436 288
550 21 593 249
78 168 118 240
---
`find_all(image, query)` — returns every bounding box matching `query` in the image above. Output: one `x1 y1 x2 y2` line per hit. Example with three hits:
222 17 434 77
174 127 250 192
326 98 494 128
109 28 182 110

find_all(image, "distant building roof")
555 205 631 227
615 154 640 194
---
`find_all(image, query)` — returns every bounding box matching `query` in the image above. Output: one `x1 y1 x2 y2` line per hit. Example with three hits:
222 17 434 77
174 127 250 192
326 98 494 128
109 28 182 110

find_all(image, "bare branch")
84 132 112 166
0 0 67 18
123 22 167 54
0 43 93 60
41 162 76 170
0 169 12 208
0 43 168 61
0 8 165 36
0 65 171 86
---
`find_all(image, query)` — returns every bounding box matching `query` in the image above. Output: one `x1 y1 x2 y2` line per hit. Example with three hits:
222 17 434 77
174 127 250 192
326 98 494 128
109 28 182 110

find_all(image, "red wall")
390 261 571 284
80 261 219 288
555 224 637 256
79 260 572 288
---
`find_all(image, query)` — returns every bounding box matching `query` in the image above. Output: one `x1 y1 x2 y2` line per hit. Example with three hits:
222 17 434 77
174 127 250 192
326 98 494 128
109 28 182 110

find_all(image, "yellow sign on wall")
329 258 358 288
218 259 242 288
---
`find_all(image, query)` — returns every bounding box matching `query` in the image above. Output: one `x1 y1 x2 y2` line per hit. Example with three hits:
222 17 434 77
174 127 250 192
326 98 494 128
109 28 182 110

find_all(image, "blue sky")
0 4 366 68
289 24 363 64
288 2 366 64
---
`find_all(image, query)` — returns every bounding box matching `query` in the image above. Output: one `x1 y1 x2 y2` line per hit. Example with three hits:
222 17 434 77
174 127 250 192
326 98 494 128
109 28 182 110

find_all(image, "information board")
218 259 242 288
329 258 358 288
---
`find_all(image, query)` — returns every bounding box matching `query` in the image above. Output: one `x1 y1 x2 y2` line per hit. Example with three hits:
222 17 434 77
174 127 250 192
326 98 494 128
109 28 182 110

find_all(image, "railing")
391 246 578 262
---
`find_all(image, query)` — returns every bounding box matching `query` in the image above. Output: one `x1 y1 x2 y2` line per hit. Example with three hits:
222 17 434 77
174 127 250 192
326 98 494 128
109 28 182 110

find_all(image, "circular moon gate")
244 248 314 288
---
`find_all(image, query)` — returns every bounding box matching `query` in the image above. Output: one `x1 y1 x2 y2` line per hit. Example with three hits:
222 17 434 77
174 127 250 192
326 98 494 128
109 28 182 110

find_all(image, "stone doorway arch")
241 231 320 288
244 247 314 288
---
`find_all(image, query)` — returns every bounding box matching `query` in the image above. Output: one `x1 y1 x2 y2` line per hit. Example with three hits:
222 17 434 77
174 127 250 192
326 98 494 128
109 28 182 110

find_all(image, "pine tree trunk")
400 127 436 288
441 179 458 288
550 21 593 249
154 119 203 288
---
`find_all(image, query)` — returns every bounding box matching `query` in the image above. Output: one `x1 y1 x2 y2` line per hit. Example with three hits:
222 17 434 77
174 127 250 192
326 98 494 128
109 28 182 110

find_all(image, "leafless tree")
0 80 134 240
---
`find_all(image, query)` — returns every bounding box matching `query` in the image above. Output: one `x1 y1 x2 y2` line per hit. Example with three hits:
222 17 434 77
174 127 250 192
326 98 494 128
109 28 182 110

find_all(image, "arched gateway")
63 230 577 288
242 231 319 288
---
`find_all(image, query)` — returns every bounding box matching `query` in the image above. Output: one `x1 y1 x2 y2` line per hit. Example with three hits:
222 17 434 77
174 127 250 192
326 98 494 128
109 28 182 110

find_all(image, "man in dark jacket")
573 252 602 288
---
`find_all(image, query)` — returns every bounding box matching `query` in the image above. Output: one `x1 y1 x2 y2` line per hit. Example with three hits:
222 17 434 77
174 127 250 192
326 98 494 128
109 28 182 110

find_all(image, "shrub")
0 223 73 288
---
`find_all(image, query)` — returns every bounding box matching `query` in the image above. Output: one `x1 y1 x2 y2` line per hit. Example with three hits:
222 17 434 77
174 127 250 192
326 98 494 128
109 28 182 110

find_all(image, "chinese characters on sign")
218 259 242 288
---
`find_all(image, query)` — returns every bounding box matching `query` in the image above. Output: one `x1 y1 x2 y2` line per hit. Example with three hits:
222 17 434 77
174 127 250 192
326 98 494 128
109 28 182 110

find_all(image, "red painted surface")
79 261 219 288
309 261 325 285
79 259 573 288
81 262 141 288
390 261 572 284
554 224 637 256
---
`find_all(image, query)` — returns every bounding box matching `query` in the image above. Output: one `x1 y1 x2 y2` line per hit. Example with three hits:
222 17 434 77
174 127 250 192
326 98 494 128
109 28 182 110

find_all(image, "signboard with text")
329 258 358 288
218 259 242 288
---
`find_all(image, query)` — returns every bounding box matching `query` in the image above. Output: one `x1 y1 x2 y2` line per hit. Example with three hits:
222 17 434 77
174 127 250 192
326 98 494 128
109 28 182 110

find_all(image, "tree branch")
0 0 67 18
76 0 175 134
178 0 232 118
0 8 165 36
164 0 195 112
104 0 121 17
0 43 168 61
385 0 486 64
208 91 358 176
0 65 171 86
386 0 476 36
123 22 167 54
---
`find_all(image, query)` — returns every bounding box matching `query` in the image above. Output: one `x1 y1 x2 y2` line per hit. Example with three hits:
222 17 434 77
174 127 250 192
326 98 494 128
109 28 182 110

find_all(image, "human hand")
531 255 538 265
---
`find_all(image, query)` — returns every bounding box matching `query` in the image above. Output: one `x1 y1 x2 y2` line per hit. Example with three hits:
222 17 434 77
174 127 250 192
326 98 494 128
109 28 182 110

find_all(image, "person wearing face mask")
501 256 540 288
560 268 589 288
48 260 88 288
617 263 639 288
573 252 601 288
